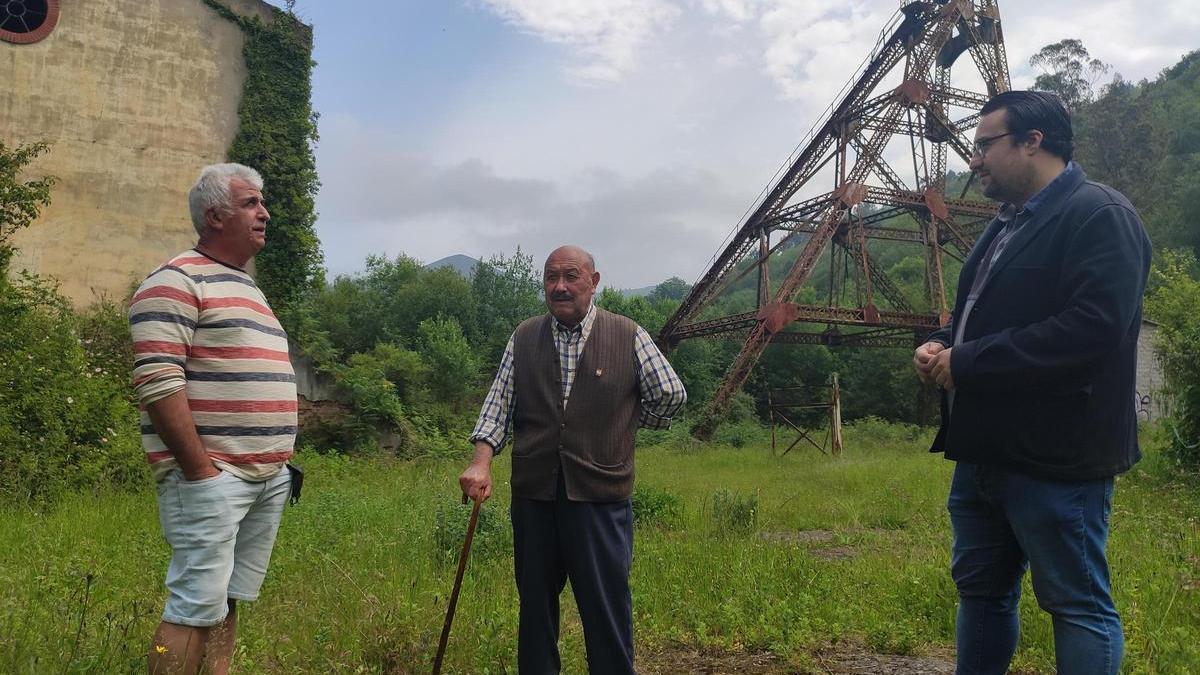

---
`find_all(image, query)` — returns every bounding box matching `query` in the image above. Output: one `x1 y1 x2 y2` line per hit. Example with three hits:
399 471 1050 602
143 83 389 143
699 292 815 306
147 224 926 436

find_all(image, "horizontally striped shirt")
129 249 296 481
470 303 688 452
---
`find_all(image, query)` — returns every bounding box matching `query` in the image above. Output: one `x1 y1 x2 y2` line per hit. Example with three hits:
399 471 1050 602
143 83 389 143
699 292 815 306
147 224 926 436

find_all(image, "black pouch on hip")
285 463 304 505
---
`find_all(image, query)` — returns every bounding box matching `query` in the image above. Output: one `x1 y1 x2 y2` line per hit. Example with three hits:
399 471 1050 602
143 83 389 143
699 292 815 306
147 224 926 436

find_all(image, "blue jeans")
948 463 1123 675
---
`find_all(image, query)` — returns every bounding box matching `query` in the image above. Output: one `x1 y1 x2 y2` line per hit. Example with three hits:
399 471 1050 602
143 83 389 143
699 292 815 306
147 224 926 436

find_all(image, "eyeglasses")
971 131 1015 158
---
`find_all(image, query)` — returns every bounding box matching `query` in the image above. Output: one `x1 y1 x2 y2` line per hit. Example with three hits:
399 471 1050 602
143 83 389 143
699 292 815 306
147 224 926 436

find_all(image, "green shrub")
0 273 145 503
843 415 929 447
418 315 478 406
0 140 54 269
76 296 135 376
294 413 380 456
707 489 758 535
632 483 683 528
711 419 770 449
1146 250 1200 468
635 418 694 448
324 344 424 455
433 496 512 562
700 391 770 448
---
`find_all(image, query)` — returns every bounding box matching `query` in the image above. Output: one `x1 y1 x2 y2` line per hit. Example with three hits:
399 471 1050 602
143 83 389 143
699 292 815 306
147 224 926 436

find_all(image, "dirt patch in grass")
809 545 859 561
760 528 909 561
760 528 900 544
814 644 955 674
639 646 795 674
760 530 835 544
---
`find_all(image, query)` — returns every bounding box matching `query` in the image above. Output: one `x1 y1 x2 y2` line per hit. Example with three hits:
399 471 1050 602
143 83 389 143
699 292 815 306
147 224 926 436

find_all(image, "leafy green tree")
1074 76 1160 205
1074 49 1200 252
745 343 836 424
1030 39 1111 111
305 275 383 357
886 256 932 312
596 287 677 335
360 253 424 297
834 346 919 422
649 276 690 302
394 266 477 339
471 249 543 363
0 140 54 272
418 315 479 406
306 254 477 358
365 342 431 410
666 338 736 411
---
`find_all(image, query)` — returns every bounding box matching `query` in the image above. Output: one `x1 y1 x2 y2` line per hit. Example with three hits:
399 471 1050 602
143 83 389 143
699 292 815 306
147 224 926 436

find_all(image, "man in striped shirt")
130 163 293 675
459 245 687 673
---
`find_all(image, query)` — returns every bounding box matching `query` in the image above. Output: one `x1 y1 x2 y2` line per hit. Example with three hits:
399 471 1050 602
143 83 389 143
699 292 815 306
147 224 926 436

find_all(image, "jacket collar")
964 164 1087 303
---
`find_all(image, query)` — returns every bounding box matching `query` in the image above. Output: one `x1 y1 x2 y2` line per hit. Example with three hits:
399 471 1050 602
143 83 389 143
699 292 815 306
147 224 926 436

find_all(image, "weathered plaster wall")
1135 321 1166 420
0 0 267 303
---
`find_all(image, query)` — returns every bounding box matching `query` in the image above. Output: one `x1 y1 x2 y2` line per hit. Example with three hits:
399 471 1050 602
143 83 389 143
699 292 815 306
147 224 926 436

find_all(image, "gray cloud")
316 116 746 288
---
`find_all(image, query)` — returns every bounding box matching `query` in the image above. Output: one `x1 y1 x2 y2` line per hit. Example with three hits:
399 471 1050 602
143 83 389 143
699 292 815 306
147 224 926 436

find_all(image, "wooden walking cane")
432 493 482 675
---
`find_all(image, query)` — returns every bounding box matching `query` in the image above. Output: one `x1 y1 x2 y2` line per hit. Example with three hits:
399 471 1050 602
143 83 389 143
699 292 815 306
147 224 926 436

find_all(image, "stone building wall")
1135 320 1166 421
1 0 278 303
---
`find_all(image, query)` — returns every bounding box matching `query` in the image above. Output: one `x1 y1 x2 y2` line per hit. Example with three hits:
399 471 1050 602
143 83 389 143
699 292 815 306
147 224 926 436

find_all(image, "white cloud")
757 1 897 101
694 0 756 23
474 0 1198 100
304 0 1200 286
478 0 682 83
1000 0 1200 88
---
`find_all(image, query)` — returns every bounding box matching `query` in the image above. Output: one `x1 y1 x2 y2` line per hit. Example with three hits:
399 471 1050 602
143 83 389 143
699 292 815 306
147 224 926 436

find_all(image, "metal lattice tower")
660 0 1011 440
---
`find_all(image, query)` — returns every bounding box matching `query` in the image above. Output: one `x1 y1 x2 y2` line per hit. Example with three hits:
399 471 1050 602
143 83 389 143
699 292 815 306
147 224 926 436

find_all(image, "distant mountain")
424 254 480 278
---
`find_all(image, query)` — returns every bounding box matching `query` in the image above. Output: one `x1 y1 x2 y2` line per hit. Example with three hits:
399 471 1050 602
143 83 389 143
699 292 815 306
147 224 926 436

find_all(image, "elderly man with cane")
459 245 687 673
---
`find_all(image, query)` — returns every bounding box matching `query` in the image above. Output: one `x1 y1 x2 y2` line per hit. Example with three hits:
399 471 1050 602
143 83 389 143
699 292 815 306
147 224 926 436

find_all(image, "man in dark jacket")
459 245 687 673
914 91 1150 675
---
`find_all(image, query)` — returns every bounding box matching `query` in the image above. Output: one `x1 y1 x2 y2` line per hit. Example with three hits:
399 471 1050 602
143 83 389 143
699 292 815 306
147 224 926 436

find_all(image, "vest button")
560 422 566 429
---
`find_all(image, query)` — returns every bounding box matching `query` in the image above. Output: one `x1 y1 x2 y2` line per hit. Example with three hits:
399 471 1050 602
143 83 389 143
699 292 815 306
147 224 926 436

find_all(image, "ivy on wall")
201 0 324 329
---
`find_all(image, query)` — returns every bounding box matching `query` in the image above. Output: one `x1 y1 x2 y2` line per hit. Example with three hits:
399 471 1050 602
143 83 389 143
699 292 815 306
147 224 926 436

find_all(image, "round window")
0 0 59 45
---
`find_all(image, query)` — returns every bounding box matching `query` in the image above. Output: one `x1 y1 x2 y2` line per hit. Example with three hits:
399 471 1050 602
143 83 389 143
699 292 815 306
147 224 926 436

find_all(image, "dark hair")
980 90 1074 161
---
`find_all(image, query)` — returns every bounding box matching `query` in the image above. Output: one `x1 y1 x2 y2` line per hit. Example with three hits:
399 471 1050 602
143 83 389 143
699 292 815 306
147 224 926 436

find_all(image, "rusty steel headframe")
661 0 1011 440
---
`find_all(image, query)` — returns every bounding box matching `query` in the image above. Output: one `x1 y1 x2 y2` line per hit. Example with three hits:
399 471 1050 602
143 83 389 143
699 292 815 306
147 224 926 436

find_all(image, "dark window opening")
1 0 50 35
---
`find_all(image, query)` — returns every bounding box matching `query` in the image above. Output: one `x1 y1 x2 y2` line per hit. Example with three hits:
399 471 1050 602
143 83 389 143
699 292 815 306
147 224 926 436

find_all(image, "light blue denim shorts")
155 468 290 627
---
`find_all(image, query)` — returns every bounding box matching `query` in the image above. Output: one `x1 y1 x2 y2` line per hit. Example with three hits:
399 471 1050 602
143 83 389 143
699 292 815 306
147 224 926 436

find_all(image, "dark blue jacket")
928 166 1151 480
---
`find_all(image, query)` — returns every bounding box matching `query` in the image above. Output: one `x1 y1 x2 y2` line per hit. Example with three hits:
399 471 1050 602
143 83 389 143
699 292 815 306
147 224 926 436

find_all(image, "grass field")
2 421 1198 673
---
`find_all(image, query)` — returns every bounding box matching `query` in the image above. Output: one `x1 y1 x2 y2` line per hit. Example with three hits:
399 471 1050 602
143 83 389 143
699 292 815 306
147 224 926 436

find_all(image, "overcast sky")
268 0 1197 289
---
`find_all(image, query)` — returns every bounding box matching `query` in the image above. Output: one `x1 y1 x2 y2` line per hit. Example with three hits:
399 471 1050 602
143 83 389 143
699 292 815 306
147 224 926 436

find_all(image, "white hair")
188 163 264 235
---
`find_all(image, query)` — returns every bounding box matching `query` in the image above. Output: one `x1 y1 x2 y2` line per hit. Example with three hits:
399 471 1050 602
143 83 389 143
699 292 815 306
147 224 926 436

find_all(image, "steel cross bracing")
658 0 1012 440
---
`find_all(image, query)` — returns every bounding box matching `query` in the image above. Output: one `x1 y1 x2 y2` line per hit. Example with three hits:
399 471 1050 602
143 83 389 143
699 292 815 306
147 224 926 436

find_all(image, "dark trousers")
511 474 635 674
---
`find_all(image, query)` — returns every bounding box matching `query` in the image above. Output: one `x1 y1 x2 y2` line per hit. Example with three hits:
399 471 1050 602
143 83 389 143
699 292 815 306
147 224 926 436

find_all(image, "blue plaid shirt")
469 303 687 453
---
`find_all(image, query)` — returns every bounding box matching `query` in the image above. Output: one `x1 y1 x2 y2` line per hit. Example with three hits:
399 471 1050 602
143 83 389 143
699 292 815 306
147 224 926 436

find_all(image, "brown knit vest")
510 308 640 502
